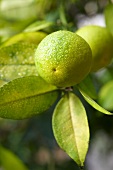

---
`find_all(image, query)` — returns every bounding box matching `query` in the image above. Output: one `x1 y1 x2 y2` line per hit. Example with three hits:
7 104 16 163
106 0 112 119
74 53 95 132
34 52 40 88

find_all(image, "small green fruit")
76 25 113 72
35 30 92 88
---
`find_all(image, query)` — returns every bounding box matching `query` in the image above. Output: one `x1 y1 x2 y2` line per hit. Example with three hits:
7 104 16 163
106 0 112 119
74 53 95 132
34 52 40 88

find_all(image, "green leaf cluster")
0 1 113 170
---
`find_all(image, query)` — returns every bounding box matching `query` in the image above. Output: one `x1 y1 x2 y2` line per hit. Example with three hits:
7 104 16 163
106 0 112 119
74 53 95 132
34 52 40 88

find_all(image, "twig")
79 166 85 170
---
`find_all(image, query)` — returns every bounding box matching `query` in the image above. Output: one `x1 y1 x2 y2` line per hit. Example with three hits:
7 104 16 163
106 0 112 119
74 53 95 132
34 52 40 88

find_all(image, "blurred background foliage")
1 0 113 170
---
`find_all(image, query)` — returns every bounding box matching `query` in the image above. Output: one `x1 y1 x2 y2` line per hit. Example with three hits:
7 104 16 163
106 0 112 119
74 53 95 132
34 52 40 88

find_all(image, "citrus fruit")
35 30 92 88
76 25 113 72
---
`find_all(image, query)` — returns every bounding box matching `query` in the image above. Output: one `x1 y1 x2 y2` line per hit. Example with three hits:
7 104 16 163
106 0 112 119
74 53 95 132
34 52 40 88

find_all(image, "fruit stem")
65 86 73 91
60 86 73 92
60 86 73 97
79 166 85 170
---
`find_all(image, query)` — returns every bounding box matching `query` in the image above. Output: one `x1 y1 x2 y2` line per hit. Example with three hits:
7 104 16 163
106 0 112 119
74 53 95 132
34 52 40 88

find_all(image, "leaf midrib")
68 93 81 164
0 89 58 106
0 64 35 66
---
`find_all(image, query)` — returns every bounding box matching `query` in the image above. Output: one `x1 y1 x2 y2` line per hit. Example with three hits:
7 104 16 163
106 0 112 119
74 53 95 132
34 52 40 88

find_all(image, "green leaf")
77 75 97 99
24 20 54 32
0 80 6 87
52 92 89 167
104 4 113 36
98 80 113 111
0 76 59 119
0 0 39 21
79 88 113 115
0 145 28 170
0 42 37 82
1 31 47 47
59 4 68 26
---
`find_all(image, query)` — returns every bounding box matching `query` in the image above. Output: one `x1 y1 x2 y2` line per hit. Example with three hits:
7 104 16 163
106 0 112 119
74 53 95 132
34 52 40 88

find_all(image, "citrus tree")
0 0 113 169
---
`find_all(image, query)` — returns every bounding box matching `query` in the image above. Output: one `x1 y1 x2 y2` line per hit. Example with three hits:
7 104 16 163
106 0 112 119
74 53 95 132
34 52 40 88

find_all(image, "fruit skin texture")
35 30 92 88
76 25 113 72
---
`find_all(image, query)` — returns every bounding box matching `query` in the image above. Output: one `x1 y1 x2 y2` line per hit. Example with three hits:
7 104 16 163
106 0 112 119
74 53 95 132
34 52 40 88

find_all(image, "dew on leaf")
0 42 37 81
0 76 59 119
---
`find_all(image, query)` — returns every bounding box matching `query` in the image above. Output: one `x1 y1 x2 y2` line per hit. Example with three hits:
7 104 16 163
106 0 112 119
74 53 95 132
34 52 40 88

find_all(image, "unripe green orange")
76 25 113 72
35 30 92 88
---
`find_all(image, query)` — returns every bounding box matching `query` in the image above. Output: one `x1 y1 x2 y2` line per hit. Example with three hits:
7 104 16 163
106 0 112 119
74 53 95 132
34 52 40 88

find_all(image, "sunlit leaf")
0 42 37 82
77 75 97 99
104 4 113 36
1 0 39 21
0 145 28 170
24 20 54 32
79 88 113 115
0 1 40 39
0 80 6 87
0 76 59 119
1 31 47 48
52 92 89 167
98 80 113 111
